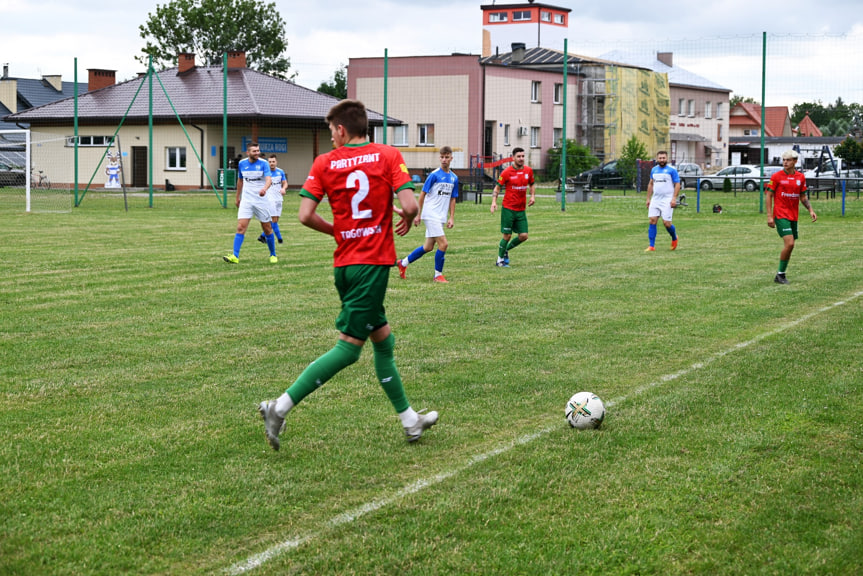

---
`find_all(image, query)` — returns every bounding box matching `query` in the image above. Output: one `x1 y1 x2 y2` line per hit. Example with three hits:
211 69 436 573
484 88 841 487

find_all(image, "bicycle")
32 169 51 189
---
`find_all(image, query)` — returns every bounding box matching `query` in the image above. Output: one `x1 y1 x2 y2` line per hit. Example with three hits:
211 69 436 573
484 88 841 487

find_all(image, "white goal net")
0 129 72 213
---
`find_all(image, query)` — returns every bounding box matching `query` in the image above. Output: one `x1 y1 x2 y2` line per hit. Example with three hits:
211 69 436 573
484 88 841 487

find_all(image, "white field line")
226 290 863 575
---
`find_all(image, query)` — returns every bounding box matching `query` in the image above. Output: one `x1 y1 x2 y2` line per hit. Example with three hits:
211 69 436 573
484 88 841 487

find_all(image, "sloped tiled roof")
598 50 730 92
15 78 87 109
795 113 822 137
731 103 791 137
764 106 790 137
4 66 394 125
480 46 641 70
1 76 87 129
0 102 16 131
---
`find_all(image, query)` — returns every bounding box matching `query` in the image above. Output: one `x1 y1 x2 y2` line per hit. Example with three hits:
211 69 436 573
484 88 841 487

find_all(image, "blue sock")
233 233 245 257
265 233 276 256
648 224 657 247
272 222 282 241
407 246 427 264
435 249 445 274
667 224 677 241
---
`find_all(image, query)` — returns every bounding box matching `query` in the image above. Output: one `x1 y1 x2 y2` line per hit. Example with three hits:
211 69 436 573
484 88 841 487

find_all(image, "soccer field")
1 190 861 575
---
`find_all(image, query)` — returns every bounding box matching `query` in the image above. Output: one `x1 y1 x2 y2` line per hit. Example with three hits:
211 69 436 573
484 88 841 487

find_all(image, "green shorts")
334 264 390 340
775 218 798 239
500 207 529 235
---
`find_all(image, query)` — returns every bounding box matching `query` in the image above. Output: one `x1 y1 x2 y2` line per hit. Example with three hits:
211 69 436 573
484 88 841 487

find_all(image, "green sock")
286 339 362 404
373 333 410 413
507 237 522 251
778 260 789 274
498 239 508 259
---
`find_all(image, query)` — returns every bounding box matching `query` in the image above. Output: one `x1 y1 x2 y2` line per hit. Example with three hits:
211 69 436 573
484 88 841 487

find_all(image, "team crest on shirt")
400 163 409 173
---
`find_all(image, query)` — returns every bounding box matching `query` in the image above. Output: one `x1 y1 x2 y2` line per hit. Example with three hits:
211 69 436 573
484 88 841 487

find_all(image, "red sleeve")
388 147 413 191
302 155 327 201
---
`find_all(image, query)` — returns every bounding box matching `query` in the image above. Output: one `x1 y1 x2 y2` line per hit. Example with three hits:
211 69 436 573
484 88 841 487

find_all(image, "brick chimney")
657 52 673 68
178 52 196 74
227 51 247 69
88 69 116 91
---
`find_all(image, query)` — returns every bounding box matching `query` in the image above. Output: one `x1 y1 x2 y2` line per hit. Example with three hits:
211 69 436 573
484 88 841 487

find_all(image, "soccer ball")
565 392 605 430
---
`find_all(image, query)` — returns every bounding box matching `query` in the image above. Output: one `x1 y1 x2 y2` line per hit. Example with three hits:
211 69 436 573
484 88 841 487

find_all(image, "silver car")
675 162 703 189
806 168 863 193
697 164 782 191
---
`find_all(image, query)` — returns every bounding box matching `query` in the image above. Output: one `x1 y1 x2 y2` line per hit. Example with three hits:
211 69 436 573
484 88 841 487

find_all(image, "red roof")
795 113 822 137
730 102 791 137
763 107 789 137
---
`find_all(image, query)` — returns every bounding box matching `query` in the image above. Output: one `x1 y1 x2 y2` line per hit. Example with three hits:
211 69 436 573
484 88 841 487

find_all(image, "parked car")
804 158 843 178
577 160 623 188
806 168 863 193
0 162 26 187
697 164 782 191
675 162 703 188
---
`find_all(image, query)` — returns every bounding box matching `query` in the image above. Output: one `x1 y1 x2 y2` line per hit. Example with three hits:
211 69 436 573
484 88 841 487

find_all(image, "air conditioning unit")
518 126 529 136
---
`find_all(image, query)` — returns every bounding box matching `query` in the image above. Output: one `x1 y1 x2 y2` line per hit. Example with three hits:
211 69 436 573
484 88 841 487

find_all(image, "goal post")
0 129 73 213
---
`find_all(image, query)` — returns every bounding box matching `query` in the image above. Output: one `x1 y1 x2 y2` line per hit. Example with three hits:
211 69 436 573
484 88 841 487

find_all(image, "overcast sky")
2 0 863 107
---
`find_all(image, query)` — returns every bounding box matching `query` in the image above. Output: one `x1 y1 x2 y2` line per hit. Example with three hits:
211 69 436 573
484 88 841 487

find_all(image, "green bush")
723 177 732 192
545 139 598 180
618 135 649 189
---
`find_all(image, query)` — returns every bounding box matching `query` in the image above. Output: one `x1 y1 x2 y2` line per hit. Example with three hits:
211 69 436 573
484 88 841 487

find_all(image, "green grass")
1 189 861 575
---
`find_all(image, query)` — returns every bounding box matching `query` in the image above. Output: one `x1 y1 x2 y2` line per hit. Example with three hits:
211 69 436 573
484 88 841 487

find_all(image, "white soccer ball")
565 391 606 430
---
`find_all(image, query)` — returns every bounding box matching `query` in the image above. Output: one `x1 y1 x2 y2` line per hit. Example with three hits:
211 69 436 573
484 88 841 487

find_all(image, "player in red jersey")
765 149 817 284
258 100 438 450
490 147 536 267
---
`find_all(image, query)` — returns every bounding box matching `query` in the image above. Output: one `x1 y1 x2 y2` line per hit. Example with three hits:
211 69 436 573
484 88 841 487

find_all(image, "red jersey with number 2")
302 142 413 267
497 165 535 211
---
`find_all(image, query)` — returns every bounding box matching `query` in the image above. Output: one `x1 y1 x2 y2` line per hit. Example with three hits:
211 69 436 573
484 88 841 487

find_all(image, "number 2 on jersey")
347 170 371 220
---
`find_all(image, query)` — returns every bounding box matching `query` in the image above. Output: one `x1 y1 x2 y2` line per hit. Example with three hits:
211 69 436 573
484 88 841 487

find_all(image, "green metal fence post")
759 32 766 214
561 39 568 211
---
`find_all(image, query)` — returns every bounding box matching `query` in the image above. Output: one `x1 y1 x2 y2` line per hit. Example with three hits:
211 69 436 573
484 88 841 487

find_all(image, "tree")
730 95 758 108
834 136 863 167
138 0 293 79
791 101 828 127
618 135 649 189
545 140 598 181
318 64 347 100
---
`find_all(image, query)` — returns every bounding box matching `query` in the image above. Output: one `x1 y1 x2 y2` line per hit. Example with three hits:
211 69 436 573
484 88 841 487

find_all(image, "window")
715 102 723 119
705 101 712 119
65 135 114 147
678 98 685 116
393 125 408 146
554 14 565 24
166 146 186 170
489 11 507 22
718 124 724 142
541 11 551 22
553 128 562 148
513 10 531 21
554 83 563 104
418 124 435 146
688 99 695 117
530 127 540 148
372 126 384 143
531 81 541 102
504 124 511 146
